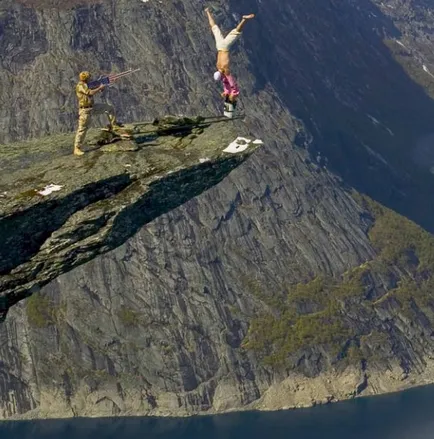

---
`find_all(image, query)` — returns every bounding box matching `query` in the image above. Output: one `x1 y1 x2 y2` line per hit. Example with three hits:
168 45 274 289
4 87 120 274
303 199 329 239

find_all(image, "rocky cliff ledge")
0 116 262 321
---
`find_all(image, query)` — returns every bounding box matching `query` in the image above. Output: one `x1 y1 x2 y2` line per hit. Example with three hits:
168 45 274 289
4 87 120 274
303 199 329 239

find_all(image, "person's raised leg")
235 13 255 33
221 13 255 54
205 7 216 28
206 7 225 53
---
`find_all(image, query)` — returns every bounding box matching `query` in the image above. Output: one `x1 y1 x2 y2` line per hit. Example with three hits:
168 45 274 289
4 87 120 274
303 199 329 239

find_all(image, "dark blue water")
2 384 434 439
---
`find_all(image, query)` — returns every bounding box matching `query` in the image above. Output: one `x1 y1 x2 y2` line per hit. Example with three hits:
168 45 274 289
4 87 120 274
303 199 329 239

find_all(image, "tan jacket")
76 81 93 108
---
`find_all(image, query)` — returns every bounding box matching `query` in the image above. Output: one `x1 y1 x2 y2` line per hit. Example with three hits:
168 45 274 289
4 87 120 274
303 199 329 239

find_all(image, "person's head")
79 71 91 82
213 71 222 81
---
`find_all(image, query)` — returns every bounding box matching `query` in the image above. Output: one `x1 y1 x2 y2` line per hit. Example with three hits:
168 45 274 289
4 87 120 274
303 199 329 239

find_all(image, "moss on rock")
243 193 434 370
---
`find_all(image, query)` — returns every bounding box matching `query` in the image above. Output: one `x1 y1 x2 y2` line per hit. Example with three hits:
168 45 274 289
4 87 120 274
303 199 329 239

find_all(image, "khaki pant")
212 25 241 51
74 103 116 149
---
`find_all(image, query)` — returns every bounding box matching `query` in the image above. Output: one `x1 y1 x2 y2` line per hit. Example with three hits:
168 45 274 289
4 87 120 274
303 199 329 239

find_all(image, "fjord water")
1 385 434 439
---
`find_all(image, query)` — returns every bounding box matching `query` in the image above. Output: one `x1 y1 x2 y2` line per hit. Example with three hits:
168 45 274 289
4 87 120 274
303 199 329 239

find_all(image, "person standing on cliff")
205 8 255 103
73 71 120 156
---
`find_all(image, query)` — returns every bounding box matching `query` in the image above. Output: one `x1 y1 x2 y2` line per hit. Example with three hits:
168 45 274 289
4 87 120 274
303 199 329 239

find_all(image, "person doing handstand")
205 8 255 103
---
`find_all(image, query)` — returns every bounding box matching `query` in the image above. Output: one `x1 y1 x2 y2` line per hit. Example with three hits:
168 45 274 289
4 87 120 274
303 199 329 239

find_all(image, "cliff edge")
0 116 262 320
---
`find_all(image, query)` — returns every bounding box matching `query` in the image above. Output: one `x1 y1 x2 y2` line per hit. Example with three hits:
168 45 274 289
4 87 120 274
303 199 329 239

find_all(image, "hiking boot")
74 147 84 156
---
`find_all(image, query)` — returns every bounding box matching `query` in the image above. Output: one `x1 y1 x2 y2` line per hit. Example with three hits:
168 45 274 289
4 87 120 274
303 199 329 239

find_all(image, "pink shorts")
222 73 240 97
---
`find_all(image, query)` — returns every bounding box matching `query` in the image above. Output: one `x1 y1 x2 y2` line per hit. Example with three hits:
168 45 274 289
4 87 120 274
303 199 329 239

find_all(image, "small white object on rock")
199 158 210 163
38 184 63 196
223 137 252 154
253 139 264 144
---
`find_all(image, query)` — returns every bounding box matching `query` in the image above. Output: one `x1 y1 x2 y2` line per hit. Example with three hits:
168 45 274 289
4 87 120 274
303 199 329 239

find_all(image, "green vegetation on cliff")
117 305 140 326
243 194 434 369
26 294 65 328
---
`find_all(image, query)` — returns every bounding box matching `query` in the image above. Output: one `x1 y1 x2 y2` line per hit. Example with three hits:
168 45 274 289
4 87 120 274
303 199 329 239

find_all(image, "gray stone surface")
0 116 261 319
1 0 434 420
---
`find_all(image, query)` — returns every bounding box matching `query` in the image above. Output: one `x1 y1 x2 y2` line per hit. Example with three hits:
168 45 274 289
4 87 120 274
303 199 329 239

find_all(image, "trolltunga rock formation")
0 115 262 321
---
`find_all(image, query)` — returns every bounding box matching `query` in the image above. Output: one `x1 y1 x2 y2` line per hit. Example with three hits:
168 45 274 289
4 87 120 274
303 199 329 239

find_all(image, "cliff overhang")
0 116 262 321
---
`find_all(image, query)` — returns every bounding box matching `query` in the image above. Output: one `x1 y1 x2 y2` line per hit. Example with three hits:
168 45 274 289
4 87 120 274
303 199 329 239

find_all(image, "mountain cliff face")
2 0 434 420
0 116 262 320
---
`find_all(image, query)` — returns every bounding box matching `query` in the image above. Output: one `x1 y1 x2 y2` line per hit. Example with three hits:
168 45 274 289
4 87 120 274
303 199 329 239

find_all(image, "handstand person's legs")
205 8 216 28
235 13 255 33
206 7 225 52
221 13 255 54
